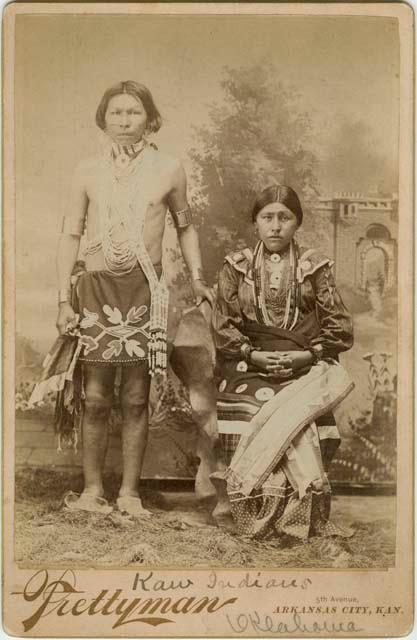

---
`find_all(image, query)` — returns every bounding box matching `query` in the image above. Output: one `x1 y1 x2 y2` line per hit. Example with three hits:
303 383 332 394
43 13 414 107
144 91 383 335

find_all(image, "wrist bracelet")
241 343 255 363
191 267 205 282
58 289 71 305
309 344 323 365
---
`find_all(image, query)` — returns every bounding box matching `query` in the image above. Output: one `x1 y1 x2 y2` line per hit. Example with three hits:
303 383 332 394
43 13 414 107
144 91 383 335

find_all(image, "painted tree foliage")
189 63 325 280
320 118 398 197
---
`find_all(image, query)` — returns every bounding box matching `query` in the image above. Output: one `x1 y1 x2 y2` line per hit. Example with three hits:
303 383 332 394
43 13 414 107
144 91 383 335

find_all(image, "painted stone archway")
356 225 396 294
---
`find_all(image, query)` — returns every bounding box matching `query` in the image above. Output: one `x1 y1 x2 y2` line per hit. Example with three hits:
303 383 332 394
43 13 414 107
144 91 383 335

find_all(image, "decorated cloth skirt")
73 267 158 367
29 267 160 448
216 350 354 540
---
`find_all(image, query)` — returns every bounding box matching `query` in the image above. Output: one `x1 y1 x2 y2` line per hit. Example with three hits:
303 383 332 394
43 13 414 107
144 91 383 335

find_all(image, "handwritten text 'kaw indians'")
16 569 238 631
14 569 317 632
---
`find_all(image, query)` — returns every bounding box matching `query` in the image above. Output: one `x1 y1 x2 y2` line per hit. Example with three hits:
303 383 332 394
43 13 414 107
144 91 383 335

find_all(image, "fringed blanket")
29 334 83 450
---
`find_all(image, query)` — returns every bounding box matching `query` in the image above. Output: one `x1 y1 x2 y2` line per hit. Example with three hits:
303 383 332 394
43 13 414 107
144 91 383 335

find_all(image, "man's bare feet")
117 495 152 518
64 491 113 515
209 471 236 533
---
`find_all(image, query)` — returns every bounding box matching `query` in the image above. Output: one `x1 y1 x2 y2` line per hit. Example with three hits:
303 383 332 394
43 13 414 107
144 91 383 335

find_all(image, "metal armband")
58 289 72 305
171 206 192 229
60 216 85 237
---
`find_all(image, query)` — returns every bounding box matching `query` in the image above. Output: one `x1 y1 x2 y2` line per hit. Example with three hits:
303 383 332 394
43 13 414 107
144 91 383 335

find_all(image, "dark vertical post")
332 199 338 280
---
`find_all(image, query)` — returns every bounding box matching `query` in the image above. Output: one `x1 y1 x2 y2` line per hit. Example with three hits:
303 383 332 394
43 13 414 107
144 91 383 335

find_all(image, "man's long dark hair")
95 80 162 133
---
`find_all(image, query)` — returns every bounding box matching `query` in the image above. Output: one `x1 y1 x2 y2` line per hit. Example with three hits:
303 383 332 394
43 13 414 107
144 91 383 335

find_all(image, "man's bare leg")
170 344 233 530
81 365 115 499
117 365 151 516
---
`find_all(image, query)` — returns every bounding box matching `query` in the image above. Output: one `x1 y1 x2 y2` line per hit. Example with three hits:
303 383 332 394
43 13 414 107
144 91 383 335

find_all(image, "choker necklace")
263 244 290 258
111 139 146 170
104 139 150 184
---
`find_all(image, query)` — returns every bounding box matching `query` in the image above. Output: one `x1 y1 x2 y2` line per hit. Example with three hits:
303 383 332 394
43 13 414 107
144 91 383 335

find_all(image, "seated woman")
211 184 354 541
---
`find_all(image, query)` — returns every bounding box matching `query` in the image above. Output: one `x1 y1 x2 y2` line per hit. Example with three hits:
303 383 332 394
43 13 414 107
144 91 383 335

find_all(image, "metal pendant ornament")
269 252 282 289
114 151 129 169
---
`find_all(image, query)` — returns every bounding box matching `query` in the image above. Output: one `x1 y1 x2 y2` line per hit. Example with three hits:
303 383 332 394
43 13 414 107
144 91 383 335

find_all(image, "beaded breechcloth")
73 266 161 367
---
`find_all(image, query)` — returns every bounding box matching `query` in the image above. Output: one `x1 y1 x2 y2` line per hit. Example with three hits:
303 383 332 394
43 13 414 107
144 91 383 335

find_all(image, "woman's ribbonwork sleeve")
212 261 248 357
309 264 354 358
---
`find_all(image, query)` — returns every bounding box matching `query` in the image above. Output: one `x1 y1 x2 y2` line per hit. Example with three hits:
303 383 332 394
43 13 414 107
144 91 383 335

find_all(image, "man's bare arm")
57 164 88 289
168 162 213 305
56 164 88 333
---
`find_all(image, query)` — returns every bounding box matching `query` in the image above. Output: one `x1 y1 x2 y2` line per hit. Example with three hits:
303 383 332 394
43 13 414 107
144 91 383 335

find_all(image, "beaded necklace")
98 140 153 275
252 240 300 329
264 254 291 324
95 140 169 376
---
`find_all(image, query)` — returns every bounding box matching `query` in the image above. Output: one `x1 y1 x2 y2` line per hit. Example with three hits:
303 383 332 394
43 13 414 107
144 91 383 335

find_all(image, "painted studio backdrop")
15 14 398 490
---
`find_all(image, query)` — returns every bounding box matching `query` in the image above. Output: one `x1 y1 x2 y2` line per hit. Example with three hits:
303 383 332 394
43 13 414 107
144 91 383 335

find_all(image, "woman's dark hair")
95 81 162 133
251 184 303 225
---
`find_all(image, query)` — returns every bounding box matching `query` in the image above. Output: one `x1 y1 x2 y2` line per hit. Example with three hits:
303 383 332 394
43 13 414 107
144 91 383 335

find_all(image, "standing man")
53 80 229 520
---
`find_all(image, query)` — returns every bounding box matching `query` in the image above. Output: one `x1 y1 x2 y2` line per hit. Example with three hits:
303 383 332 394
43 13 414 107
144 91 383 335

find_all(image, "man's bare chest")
84 173 170 236
85 159 173 209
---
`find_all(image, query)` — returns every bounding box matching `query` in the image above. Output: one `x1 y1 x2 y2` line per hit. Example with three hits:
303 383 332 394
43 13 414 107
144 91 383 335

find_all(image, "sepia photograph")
3 2 413 637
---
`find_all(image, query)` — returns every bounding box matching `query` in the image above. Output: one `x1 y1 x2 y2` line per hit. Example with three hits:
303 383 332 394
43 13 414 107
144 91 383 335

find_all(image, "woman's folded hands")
250 349 313 377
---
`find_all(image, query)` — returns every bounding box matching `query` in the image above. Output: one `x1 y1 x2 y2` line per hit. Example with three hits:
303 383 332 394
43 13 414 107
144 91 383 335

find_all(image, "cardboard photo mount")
2 2 414 638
